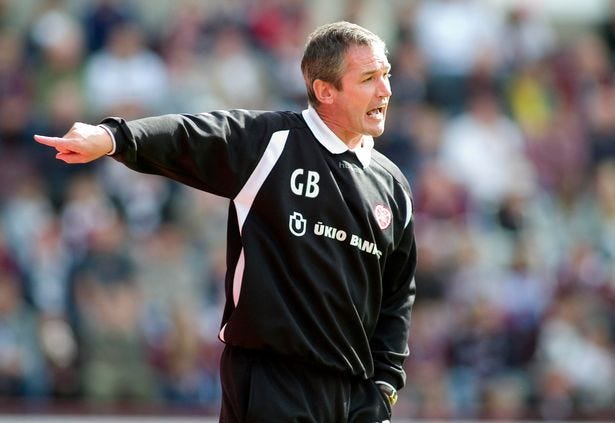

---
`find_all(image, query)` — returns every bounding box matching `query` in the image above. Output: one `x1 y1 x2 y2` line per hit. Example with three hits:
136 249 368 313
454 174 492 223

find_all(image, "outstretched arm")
35 110 286 199
34 122 114 164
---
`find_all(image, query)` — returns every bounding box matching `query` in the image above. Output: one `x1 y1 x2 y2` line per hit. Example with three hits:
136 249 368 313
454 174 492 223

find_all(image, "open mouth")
367 106 385 118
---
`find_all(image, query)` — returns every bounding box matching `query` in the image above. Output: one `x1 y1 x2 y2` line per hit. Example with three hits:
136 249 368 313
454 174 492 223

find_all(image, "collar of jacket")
302 107 373 168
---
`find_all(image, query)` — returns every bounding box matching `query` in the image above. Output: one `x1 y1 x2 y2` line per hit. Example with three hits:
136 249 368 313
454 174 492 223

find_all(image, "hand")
34 122 114 164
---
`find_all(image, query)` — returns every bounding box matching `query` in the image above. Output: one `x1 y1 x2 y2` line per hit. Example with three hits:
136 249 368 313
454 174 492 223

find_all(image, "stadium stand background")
0 0 614 420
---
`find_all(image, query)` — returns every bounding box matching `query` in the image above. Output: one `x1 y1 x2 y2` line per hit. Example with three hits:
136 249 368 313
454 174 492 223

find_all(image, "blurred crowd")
0 0 614 420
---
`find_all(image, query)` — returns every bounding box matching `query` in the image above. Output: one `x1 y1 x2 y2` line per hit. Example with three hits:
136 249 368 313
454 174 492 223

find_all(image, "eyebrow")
360 64 391 77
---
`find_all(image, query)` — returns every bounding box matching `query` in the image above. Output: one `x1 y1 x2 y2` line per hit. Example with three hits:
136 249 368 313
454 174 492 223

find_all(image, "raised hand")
34 122 114 164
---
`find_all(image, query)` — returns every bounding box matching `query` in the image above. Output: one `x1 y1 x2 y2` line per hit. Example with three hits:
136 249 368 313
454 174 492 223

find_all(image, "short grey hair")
300 21 387 107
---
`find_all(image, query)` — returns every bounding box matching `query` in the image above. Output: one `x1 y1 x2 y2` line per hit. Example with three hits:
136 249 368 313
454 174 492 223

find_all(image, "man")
35 21 417 423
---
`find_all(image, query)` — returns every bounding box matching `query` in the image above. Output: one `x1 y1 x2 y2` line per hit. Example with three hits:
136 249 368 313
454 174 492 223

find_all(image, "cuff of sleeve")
373 368 403 392
98 124 116 155
374 380 397 393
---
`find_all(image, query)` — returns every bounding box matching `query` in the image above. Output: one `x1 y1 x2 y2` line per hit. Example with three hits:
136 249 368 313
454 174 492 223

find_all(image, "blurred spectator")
571 31 612 106
0 29 31 143
71 217 157 404
446 299 510 417
500 4 556 70
160 3 215 112
378 105 420 181
597 0 615 61
266 22 310 110
439 86 535 209
29 0 85 119
389 38 427 109
82 0 135 52
522 94 587 192
487 238 552 363
204 25 270 109
38 315 79 399
83 21 169 118
383 104 446 184
414 161 468 224
152 301 222 410
506 60 555 139
27 214 70 317
59 173 118 257
0 0 8 28
1 174 54 304
535 292 615 418
98 160 176 238
413 0 505 114
525 166 597 276
481 373 529 420
0 247 49 399
585 78 615 165
0 28 36 202
592 160 615 283
247 0 308 54
134 223 207 346
379 40 429 180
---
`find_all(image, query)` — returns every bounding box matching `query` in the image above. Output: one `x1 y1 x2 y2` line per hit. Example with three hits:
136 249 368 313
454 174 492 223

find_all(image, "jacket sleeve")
100 110 274 199
371 195 417 391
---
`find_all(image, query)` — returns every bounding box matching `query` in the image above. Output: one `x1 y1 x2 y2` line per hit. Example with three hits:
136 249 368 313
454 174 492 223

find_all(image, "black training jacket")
101 107 417 390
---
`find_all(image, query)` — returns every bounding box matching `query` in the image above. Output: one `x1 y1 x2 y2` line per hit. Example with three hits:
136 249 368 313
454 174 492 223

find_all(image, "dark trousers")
219 345 392 423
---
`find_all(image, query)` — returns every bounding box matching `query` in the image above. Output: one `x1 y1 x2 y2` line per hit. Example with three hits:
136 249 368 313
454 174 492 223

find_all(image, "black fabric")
102 109 416 391
219 345 391 423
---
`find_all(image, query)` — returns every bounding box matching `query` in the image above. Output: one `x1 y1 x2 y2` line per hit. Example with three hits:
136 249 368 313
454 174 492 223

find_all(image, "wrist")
375 381 398 406
97 124 116 155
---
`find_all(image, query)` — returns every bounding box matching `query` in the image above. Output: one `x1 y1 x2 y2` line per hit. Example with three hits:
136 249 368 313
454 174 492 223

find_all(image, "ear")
313 79 337 105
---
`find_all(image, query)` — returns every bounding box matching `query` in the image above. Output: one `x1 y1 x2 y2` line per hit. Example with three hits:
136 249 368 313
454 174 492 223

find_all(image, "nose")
377 76 392 98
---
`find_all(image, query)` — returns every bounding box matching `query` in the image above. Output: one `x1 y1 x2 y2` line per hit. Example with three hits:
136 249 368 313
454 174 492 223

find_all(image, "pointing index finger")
34 135 70 148
34 135 77 150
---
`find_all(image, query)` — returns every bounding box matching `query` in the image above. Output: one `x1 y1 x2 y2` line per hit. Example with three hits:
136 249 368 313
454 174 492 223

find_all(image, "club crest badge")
374 204 392 230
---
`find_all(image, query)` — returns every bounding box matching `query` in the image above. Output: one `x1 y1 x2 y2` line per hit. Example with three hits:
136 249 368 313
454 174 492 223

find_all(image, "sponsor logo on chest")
287 168 391 259
288 213 384 259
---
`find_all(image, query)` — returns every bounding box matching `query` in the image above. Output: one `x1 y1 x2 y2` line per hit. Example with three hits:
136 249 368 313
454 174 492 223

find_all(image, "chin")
368 125 386 137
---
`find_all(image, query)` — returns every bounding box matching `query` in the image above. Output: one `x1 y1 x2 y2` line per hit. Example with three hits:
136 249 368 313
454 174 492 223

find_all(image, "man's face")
327 44 392 144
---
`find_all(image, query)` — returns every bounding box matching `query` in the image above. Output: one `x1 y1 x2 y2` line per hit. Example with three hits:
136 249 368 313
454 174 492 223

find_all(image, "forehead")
343 44 390 74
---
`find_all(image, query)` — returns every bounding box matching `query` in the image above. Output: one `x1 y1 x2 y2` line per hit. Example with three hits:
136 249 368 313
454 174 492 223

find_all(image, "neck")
314 106 363 149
